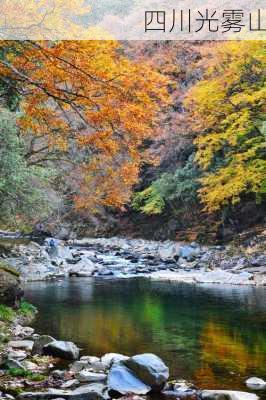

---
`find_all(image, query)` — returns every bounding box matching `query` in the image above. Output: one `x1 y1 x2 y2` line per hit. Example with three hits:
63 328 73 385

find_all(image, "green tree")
0 108 55 228
133 155 200 215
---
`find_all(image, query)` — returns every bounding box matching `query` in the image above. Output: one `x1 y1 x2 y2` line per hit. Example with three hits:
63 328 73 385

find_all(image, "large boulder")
108 363 151 395
201 390 259 400
124 353 169 391
0 264 23 307
43 340 79 360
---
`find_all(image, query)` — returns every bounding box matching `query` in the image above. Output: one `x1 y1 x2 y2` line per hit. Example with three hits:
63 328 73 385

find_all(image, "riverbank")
1 231 265 285
0 304 265 400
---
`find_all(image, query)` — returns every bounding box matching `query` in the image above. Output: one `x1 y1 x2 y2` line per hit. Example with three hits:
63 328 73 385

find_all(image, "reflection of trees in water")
26 279 266 387
149 280 266 313
194 320 266 390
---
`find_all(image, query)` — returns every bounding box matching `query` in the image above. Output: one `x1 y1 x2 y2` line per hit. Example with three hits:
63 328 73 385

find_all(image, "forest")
0 40 265 242
0 25 266 400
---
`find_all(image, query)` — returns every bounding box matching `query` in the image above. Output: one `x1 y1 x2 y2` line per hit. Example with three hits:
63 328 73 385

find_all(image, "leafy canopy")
0 40 169 211
133 155 200 214
0 108 55 227
185 41 266 212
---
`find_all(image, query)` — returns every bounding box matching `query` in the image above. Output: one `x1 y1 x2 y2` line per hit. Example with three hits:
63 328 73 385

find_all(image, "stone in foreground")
76 371 107 383
201 390 259 400
108 363 151 395
101 353 129 368
245 377 266 390
17 383 106 400
43 340 79 360
8 340 34 352
124 353 169 391
32 335 55 355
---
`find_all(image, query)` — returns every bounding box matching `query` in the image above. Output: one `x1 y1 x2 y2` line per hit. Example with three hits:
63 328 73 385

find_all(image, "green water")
25 278 266 395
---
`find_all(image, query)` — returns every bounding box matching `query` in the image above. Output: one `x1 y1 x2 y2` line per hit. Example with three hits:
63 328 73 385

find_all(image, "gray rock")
201 390 259 400
179 246 199 261
43 340 79 360
17 383 107 400
32 335 55 355
0 266 23 307
245 377 266 390
8 340 34 352
124 353 169 391
12 325 35 338
7 349 27 360
61 380 80 389
70 360 90 373
51 370 66 379
101 353 129 368
21 360 39 371
158 245 180 261
5 358 25 370
76 371 107 383
108 363 151 395
80 356 100 364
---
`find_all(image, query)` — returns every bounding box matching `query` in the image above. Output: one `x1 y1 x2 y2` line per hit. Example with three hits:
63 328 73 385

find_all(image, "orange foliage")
0 40 169 210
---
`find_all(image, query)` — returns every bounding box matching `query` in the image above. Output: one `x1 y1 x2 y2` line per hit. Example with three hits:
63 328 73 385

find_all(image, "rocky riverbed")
1 231 265 285
0 316 265 400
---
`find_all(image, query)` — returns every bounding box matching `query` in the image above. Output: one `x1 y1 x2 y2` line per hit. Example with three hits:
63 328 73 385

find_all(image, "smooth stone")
245 377 266 390
201 390 259 400
108 363 151 395
12 325 35 337
124 353 169 391
162 390 197 399
80 356 100 364
88 361 107 373
8 340 34 352
76 370 107 383
51 370 66 379
32 335 55 355
101 353 129 368
179 246 199 261
7 349 27 360
61 380 80 389
70 360 90 373
43 340 79 360
5 358 25 370
17 383 107 400
21 360 39 371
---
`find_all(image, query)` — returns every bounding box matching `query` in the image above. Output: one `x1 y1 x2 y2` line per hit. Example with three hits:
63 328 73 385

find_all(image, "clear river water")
25 277 266 397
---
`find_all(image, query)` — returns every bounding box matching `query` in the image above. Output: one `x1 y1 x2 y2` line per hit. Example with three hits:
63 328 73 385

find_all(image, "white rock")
60 379 79 389
246 377 266 390
76 370 107 383
80 356 100 364
21 360 39 371
8 340 34 352
101 353 129 368
201 390 259 400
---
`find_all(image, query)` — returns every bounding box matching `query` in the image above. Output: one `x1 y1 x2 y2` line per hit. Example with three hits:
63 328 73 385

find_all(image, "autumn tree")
0 40 168 213
185 41 266 213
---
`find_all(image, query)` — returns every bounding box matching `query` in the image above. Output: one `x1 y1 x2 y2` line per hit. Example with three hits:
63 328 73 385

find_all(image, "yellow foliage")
185 41 266 212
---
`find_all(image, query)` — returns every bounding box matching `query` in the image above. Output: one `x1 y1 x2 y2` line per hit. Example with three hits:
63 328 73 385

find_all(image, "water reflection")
25 278 266 395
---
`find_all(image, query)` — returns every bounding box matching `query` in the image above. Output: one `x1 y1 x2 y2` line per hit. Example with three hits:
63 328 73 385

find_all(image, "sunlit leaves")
185 41 266 212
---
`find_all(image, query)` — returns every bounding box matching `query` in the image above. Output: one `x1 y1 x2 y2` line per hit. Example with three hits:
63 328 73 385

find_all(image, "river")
25 277 266 397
